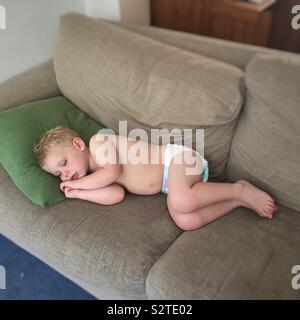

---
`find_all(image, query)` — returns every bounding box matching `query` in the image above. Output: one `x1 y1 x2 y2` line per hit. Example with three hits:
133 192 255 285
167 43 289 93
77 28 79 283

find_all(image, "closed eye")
63 160 67 166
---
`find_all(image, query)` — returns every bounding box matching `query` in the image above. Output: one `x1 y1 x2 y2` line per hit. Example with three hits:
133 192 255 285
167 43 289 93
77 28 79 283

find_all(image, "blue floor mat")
0 235 96 300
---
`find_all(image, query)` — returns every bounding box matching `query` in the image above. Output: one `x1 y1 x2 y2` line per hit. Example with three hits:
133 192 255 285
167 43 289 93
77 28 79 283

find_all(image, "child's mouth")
71 173 78 180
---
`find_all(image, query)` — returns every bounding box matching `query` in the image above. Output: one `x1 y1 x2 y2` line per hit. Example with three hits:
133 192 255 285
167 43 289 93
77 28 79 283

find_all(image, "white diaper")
161 144 209 194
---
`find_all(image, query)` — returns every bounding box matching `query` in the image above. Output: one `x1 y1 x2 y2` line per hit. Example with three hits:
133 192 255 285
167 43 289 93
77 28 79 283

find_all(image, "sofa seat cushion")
0 165 181 299
54 13 244 179
227 54 300 210
146 205 300 299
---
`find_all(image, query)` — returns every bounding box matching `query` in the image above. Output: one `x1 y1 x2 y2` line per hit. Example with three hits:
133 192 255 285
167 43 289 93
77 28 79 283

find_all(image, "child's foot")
236 180 277 219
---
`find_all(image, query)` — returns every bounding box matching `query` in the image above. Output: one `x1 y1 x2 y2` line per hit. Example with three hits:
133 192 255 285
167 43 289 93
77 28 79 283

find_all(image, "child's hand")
60 181 75 192
64 187 80 199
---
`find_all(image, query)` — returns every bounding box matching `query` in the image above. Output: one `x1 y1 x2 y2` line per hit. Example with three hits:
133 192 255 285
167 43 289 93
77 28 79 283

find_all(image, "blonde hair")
34 126 79 167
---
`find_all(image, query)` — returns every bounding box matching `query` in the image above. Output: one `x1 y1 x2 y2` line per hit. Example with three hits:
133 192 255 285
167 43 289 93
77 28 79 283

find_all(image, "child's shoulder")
89 130 117 150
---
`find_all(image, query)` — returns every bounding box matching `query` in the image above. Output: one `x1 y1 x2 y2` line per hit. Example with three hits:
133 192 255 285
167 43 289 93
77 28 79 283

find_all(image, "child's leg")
167 198 244 231
167 151 276 217
167 193 277 231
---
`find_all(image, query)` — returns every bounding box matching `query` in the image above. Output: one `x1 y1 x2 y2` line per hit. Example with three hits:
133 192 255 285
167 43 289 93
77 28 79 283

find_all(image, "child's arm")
64 183 125 205
61 164 121 191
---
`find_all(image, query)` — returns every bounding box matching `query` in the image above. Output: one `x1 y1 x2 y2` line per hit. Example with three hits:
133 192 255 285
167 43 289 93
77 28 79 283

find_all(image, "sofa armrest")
0 60 61 111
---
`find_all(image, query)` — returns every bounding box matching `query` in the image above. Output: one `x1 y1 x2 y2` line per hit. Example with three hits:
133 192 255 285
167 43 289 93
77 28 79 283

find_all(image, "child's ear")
73 137 85 151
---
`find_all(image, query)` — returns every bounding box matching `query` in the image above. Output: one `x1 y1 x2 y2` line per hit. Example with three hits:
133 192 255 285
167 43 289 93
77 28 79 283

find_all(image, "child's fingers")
64 188 79 198
60 182 67 192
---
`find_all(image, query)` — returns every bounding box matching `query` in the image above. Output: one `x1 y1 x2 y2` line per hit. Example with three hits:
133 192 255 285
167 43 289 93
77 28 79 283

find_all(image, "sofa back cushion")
227 54 300 211
54 13 244 179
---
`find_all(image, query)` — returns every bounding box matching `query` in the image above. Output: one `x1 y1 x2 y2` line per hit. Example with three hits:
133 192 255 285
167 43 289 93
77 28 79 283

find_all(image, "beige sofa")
0 14 300 299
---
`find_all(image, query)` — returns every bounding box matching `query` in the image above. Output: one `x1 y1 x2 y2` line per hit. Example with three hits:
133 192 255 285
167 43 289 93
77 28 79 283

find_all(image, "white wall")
0 4 6 29
0 0 150 84
84 0 120 20
0 0 85 83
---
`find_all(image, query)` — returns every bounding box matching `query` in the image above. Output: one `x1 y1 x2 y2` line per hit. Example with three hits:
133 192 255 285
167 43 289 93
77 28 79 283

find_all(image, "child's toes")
269 208 275 217
263 208 273 218
270 204 277 215
264 211 273 219
265 205 273 213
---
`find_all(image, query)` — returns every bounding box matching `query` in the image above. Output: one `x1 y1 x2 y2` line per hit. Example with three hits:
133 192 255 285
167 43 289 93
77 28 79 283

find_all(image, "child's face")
43 138 89 181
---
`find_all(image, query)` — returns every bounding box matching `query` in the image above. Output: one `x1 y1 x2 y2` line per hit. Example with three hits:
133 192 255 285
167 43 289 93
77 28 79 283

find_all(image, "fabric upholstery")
0 17 300 300
0 164 182 299
146 204 300 299
54 13 245 179
227 54 300 211
118 23 300 70
0 60 60 111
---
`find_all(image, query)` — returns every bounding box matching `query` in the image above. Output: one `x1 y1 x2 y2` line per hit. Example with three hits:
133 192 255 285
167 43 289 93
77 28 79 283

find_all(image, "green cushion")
0 96 104 207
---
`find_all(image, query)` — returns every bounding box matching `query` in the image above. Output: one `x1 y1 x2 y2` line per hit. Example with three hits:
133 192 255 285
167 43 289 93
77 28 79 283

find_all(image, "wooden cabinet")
151 0 210 35
209 1 272 45
151 0 273 46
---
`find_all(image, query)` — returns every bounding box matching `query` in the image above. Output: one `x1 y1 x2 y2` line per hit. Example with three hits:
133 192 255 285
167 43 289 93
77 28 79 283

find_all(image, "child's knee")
172 213 200 231
167 192 195 213
167 197 202 231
